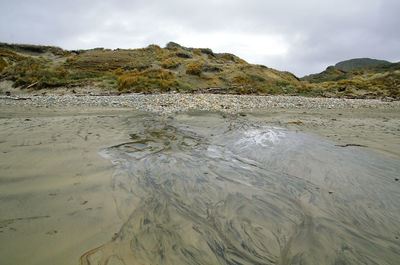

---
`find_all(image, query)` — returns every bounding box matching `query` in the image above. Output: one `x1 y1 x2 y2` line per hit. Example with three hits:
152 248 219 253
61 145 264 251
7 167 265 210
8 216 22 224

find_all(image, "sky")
1 0 399 77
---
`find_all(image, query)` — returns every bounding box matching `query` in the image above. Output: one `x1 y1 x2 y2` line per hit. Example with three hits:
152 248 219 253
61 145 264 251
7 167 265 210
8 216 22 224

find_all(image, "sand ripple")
81 114 400 265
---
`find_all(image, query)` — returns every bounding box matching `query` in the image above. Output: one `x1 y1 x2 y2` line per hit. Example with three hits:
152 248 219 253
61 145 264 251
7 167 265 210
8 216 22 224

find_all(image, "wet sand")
0 104 399 265
0 107 129 265
248 108 400 160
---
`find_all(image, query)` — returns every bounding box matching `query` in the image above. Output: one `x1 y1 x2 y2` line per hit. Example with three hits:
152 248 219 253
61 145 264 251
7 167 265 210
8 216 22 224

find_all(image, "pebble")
0 94 399 114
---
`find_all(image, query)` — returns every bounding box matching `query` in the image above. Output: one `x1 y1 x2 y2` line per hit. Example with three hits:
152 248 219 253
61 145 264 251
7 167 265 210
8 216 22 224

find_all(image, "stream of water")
81 113 400 265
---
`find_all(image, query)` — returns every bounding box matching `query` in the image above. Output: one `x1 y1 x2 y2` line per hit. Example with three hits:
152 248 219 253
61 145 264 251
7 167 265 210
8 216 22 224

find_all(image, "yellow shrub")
114 68 123 75
233 75 252 85
186 63 202 76
161 58 181 69
193 49 202 56
117 69 181 92
221 53 234 61
295 83 313 93
66 56 77 63
57 68 68 78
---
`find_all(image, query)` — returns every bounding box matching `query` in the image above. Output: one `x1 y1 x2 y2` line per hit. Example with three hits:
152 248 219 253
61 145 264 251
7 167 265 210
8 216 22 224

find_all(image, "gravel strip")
1 93 399 114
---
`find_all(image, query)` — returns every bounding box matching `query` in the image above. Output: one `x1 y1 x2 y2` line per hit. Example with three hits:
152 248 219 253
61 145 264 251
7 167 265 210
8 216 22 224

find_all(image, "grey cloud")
1 0 399 76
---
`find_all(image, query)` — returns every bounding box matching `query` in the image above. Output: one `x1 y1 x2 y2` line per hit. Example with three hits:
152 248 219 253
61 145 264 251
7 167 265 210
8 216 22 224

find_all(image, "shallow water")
81 112 400 265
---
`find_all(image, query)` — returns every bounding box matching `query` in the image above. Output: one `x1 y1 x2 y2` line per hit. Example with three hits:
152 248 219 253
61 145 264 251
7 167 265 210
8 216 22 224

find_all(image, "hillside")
301 60 400 99
0 42 305 96
335 58 389 72
1 43 398 99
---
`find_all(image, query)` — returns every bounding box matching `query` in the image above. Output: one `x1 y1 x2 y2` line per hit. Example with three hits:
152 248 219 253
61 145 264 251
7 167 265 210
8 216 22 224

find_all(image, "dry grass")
186 63 202 76
0 57 7 72
1 42 304 94
65 47 168 72
161 58 181 69
0 43 67 56
0 48 26 62
233 75 252 85
5 42 396 98
2 57 103 89
117 69 186 93
193 49 202 56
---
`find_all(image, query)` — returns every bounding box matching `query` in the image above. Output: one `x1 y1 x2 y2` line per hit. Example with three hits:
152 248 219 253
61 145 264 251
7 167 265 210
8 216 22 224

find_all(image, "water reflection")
81 113 400 265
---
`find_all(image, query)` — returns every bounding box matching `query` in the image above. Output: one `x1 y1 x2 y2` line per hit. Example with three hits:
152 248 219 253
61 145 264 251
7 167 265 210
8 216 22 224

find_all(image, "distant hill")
335 58 389 72
0 42 302 95
301 60 400 84
301 59 400 99
301 66 348 83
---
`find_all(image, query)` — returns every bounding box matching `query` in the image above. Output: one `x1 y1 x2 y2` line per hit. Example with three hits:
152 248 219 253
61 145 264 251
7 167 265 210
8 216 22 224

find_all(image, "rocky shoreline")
1 93 399 114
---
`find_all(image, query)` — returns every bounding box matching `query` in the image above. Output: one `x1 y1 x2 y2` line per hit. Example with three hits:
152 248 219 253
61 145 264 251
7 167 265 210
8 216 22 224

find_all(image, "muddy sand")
0 103 399 265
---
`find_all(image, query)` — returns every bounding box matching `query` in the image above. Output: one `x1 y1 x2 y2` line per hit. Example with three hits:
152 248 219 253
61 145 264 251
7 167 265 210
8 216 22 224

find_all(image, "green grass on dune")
0 42 398 98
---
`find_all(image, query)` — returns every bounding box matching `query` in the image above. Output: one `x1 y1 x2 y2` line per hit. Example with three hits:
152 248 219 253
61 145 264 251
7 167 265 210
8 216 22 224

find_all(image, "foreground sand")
0 102 399 265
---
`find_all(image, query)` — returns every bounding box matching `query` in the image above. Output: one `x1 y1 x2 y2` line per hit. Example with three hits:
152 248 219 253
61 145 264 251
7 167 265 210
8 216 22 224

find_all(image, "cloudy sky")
1 0 399 76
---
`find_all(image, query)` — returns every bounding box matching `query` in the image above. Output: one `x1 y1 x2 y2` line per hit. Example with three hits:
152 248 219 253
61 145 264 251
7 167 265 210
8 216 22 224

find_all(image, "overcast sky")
1 0 399 76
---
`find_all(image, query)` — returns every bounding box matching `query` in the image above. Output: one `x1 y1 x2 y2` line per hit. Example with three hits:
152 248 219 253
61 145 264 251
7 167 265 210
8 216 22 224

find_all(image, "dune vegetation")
0 42 398 99
301 60 400 99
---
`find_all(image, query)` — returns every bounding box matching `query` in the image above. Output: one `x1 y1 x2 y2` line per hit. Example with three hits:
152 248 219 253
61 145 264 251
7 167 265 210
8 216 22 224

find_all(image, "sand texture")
1 104 399 265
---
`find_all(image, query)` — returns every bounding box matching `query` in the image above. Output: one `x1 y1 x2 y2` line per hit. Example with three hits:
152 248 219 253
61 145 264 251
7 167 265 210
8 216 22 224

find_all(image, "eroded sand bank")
0 105 399 265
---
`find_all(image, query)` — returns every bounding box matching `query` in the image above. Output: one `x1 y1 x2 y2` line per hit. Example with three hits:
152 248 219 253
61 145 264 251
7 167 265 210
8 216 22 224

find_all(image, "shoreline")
2 93 400 161
1 94 399 160
1 93 399 114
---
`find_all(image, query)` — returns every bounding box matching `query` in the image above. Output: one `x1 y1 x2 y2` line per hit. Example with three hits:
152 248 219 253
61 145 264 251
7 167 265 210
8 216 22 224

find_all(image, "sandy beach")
1 94 399 265
2 0 400 262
